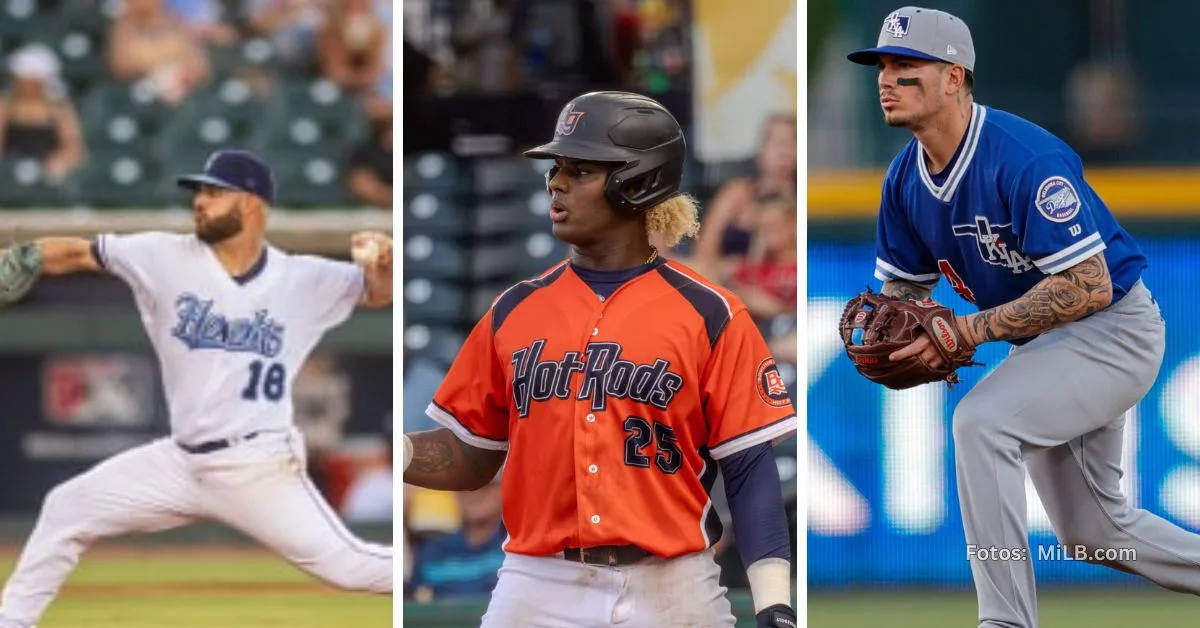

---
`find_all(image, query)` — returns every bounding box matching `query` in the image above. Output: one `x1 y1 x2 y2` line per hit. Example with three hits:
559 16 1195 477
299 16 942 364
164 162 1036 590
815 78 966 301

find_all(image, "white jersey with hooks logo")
94 231 364 446
0 232 392 628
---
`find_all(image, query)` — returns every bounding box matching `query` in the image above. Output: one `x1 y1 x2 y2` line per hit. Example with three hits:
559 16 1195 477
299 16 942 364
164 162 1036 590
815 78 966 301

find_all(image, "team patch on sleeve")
1035 176 1082 223
755 358 791 408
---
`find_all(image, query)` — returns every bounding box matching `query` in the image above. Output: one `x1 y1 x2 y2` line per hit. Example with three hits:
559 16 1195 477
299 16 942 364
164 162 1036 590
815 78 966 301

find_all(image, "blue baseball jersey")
873 103 1147 337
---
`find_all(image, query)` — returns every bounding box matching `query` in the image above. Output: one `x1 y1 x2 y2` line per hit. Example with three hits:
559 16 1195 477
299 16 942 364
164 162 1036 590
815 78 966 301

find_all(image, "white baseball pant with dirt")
480 549 736 627
0 428 392 627
956 280 1200 628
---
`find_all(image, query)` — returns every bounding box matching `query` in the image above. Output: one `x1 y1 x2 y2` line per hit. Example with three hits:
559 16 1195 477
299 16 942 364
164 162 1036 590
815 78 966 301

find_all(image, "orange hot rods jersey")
425 258 797 558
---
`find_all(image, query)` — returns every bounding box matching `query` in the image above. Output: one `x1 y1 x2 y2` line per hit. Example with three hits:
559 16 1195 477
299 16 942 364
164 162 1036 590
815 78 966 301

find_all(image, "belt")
177 431 259 454
561 545 652 567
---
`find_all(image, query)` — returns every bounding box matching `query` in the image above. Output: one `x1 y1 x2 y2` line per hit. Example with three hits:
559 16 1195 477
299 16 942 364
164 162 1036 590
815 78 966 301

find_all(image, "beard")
196 203 244 244
883 108 918 128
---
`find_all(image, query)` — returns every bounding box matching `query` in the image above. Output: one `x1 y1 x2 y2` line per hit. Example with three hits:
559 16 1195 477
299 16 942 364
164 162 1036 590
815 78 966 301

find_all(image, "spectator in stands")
402 342 445 434
244 0 328 73
0 45 86 184
342 412 394 524
404 38 451 98
408 473 507 602
691 113 796 277
291 353 352 497
451 0 517 94
632 0 689 92
769 329 797 365
346 104 391 209
402 485 416 592
166 0 238 45
611 0 642 86
728 197 797 324
374 0 393 99
317 0 387 95
107 0 212 106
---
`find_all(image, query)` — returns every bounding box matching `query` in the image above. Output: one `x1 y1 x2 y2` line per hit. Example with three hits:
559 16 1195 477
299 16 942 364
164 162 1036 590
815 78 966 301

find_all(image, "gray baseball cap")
847 6 975 73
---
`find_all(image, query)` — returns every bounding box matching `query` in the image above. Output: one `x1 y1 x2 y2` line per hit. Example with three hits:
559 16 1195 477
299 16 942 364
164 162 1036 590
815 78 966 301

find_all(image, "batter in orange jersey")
403 91 798 628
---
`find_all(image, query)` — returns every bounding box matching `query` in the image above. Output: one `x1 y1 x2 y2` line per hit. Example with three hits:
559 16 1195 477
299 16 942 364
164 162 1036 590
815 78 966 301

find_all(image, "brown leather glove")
839 287 981 390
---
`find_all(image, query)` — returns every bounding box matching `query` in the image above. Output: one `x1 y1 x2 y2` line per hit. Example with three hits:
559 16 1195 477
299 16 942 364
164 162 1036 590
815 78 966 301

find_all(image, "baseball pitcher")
0 149 394 627
839 7 1200 628
402 91 798 627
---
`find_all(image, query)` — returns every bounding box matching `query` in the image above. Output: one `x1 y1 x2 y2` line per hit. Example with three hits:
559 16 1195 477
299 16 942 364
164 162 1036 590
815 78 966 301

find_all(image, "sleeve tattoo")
408 429 456 474
882 279 933 301
404 428 507 491
964 253 1112 345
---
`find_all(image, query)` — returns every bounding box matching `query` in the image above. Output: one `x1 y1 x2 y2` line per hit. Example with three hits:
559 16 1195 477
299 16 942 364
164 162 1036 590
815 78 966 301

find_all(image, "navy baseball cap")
176 149 276 205
847 7 975 72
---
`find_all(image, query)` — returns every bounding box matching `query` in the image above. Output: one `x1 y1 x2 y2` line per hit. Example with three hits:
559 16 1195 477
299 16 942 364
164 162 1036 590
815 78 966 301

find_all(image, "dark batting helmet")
524 91 686 213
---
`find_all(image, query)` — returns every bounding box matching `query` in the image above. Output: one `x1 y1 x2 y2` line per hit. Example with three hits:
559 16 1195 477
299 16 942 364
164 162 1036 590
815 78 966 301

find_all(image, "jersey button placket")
578 306 606 541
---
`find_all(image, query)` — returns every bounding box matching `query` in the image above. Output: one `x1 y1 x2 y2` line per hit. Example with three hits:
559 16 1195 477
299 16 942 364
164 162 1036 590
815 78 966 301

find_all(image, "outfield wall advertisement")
808 237 1200 587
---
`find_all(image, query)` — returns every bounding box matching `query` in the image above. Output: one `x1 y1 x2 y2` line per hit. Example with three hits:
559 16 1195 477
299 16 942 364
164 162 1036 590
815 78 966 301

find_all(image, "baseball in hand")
352 240 381 266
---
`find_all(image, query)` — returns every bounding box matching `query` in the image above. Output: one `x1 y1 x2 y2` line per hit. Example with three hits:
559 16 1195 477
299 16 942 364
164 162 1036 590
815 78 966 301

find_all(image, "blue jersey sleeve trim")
1033 232 1106 275
90 237 107 270
874 258 941 286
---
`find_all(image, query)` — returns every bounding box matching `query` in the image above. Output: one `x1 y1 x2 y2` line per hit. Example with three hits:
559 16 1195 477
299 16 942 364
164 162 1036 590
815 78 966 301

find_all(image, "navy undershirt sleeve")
719 442 791 566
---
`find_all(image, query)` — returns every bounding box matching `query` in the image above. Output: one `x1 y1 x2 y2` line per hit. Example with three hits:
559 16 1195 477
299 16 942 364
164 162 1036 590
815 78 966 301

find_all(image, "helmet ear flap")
605 161 677 214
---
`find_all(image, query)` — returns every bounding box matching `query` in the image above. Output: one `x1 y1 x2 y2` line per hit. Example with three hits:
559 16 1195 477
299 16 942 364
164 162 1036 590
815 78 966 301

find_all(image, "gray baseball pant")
954 279 1200 628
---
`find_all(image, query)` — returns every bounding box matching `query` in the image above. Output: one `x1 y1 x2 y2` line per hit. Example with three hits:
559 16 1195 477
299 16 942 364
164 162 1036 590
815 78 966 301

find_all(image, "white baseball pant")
480 549 736 627
0 428 392 627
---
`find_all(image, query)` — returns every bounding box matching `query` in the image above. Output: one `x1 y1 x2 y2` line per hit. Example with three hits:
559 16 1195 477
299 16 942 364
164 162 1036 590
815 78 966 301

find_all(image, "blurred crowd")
0 0 393 208
403 0 690 96
401 113 798 601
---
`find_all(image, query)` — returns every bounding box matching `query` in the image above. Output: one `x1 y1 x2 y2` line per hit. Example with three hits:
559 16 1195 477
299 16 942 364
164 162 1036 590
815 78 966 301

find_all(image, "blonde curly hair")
643 193 702 248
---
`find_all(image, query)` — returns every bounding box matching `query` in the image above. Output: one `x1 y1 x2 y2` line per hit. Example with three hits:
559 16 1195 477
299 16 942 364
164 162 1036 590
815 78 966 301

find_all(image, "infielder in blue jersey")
848 6 1200 628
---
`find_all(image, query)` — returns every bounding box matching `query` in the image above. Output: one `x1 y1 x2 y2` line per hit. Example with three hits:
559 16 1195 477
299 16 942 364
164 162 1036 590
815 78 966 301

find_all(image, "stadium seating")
472 196 549 240
403 236 467 282
402 191 469 240
402 152 464 191
68 149 166 207
406 280 469 329
403 325 466 368
469 234 566 284
472 156 547 196
0 2 384 210
0 158 72 207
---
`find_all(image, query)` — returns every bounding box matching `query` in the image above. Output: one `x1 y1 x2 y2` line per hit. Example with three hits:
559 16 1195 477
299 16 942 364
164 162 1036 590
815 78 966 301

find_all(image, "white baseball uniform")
0 232 392 627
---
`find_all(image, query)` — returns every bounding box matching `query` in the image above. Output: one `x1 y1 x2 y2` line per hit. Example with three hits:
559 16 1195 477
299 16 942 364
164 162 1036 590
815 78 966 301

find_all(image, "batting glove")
755 603 797 628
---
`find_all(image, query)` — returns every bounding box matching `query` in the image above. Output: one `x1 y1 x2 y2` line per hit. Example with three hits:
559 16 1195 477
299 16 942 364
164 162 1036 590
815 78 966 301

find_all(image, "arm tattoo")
882 279 933 301
409 429 455 474
404 428 507 492
965 253 1112 345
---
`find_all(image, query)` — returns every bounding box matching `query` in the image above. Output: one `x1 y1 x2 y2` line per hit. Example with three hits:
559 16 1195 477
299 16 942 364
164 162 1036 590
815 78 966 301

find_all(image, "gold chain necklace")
645 246 658 264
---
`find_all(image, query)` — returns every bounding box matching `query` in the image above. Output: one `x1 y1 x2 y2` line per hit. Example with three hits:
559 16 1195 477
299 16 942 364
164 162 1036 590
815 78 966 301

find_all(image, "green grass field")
809 587 1200 627
0 545 391 628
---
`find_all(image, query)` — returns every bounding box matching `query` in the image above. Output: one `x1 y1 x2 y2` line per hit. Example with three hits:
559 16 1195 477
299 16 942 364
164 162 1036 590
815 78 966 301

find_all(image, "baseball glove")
0 242 42 308
838 287 981 390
